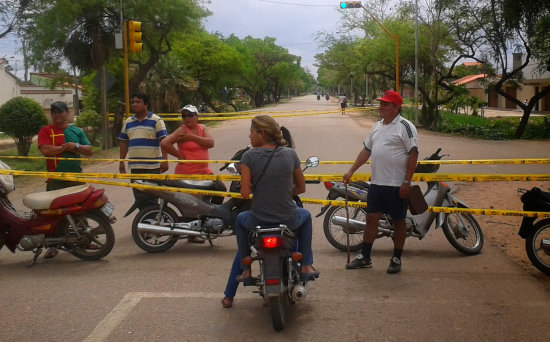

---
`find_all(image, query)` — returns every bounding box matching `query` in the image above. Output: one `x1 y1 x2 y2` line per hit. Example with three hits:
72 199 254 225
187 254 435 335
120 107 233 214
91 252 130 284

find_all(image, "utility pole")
414 0 419 123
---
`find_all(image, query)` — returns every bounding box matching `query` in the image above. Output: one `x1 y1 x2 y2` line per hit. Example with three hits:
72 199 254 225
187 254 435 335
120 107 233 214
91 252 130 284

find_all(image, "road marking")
83 292 255 342
84 290 547 341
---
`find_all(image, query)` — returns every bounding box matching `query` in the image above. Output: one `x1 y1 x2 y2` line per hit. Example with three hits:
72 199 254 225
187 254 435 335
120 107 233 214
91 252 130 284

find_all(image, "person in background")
161 104 225 243
337 93 347 115
37 101 93 258
119 93 168 209
343 90 419 274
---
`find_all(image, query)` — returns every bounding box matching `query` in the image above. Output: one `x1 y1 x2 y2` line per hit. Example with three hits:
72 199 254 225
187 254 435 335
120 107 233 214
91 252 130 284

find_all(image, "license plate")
100 201 114 217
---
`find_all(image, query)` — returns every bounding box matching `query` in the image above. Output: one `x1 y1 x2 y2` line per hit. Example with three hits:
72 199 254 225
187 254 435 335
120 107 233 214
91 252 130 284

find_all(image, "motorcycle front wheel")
442 213 483 255
131 206 179 253
525 218 550 275
63 211 115 260
323 206 365 252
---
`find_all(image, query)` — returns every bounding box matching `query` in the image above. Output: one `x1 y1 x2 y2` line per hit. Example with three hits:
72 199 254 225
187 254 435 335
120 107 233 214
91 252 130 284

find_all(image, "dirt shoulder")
347 108 550 291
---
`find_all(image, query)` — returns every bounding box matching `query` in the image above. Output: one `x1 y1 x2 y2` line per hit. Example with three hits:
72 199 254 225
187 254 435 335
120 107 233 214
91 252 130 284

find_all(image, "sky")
0 0 350 79
203 0 348 77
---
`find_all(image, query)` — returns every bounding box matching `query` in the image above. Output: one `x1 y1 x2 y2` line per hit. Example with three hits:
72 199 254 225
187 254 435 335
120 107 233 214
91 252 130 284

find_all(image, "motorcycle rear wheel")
442 213 483 255
63 211 115 260
525 219 550 275
132 206 179 253
323 206 364 252
269 295 286 331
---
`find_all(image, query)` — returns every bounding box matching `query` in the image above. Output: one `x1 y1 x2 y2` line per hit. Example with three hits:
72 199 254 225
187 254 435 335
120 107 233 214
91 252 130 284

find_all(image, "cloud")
203 0 345 77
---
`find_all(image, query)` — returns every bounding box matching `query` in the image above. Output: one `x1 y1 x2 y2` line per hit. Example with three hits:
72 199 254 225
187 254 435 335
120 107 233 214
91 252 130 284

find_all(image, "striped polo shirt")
119 112 167 170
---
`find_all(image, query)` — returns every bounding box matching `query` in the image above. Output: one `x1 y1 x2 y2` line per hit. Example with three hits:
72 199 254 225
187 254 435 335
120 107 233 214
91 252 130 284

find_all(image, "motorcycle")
241 224 309 331
317 148 484 255
126 147 320 253
518 187 550 275
0 160 116 267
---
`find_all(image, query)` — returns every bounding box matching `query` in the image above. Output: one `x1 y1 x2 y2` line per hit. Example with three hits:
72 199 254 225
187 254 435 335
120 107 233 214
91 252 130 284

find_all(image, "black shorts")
340 103 347 109
366 184 408 219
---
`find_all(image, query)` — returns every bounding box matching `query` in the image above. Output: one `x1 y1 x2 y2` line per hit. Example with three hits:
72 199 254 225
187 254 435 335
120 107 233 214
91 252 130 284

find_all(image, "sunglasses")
182 112 197 118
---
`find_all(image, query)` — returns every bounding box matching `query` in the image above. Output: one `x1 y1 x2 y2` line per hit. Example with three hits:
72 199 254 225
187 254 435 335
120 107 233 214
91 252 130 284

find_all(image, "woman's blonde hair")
251 115 287 146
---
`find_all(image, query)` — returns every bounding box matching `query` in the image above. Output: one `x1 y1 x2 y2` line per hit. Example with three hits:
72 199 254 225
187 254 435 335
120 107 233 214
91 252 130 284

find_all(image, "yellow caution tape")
2 154 549 166
107 107 370 117
1 169 549 183
6 172 550 217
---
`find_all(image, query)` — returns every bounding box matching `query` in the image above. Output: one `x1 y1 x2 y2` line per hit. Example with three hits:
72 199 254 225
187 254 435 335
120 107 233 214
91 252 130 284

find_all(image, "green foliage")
75 109 102 144
437 111 550 140
0 97 48 156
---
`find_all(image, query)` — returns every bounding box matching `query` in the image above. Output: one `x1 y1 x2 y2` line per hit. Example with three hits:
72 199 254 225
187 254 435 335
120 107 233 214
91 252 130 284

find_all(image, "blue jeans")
235 208 313 266
224 207 314 299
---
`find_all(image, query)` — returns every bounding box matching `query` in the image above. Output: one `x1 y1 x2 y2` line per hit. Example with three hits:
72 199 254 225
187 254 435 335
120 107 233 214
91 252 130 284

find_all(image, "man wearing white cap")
343 90 419 274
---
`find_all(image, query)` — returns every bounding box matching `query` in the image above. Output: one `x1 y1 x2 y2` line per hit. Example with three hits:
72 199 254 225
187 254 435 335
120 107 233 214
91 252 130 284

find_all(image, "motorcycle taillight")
262 236 283 249
324 181 334 190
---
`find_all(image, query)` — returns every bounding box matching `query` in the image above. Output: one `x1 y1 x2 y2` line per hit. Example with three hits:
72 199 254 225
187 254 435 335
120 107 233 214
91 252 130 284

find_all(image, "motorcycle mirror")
305 156 319 168
227 163 239 174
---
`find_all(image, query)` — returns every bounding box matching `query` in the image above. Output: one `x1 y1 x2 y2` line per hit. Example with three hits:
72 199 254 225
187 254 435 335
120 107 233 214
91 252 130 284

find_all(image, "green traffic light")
340 2 347 9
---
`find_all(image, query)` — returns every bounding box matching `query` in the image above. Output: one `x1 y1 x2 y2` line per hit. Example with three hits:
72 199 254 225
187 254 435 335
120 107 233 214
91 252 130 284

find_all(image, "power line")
257 0 336 7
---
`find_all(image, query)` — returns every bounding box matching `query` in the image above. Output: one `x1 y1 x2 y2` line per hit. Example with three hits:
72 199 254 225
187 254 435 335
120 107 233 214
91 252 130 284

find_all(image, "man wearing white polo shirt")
343 90 419 274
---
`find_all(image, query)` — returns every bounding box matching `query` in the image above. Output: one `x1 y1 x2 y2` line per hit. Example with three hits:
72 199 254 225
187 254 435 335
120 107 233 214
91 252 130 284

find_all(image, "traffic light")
340 1 362 9
128 20 142 53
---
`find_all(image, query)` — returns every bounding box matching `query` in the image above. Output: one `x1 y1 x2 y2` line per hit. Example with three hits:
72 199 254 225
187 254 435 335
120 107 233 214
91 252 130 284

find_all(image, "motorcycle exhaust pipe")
331 216 393 235
137 223 202 236
292 285 307 301
331 216 366 231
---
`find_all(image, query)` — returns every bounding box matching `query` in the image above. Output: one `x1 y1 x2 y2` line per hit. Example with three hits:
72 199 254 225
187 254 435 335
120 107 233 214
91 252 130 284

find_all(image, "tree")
0 97 47 156
445 0 550 138
0 0 30 40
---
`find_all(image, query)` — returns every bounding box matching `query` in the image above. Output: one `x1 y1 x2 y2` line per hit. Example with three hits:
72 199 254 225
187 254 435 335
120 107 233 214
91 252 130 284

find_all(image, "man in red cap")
343 90 419 274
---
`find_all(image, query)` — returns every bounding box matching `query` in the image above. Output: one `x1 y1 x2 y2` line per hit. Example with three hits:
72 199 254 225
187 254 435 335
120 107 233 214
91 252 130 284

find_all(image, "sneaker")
387 257 401 274
345 254 372 269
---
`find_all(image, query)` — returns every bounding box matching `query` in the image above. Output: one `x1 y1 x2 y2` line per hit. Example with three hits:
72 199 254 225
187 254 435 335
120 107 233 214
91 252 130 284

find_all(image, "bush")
75 109 102 144
0 97 48 155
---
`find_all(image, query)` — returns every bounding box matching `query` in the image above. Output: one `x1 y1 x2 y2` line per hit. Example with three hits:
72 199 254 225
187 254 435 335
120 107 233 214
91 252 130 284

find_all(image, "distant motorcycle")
0 161 116 267
317 148 484 255
518 187 550 275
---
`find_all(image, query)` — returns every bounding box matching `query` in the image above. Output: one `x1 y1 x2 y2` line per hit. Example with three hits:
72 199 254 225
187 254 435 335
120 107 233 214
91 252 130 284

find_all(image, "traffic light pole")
123 20 130 117
360 5 399 92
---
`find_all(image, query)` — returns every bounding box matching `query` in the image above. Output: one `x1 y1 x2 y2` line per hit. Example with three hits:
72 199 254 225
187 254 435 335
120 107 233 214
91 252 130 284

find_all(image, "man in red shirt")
37 101 93 258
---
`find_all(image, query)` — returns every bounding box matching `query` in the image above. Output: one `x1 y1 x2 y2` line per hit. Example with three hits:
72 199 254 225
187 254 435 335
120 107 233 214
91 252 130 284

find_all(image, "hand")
399 183 410 199
119 162 126 174
343 171 353 184
176 133 190 143
64 142 76 152
160 161 169 173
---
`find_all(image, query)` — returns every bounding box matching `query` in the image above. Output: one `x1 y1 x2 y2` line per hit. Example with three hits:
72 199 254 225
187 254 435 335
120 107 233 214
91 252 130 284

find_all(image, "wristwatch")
402 180 411 186
75 143 80 151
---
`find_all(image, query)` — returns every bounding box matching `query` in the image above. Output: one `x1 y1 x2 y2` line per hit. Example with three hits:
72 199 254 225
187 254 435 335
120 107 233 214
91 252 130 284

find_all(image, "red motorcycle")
0 161 116 267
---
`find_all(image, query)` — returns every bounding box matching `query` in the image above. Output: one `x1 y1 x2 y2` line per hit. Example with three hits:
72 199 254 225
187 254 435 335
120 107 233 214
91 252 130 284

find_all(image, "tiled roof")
451 74 486 85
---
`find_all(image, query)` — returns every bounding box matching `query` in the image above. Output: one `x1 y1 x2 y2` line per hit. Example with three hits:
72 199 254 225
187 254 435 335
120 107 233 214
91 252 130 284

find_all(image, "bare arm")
119 140 129 173
160 128 182 158
343 148 371 184
39 144 67 156
240 164 251 199
177 125 214 149
292 166 306 196
399 147 419 198
77 144 93 156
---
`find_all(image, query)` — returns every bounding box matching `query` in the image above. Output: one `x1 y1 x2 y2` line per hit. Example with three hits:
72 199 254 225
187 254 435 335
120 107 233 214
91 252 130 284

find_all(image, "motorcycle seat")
22 185 91 210
154 179 223 191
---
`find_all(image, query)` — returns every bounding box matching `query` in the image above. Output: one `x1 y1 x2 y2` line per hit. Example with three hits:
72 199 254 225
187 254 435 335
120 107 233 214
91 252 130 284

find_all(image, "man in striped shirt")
119 93 168 209
343 90 419 274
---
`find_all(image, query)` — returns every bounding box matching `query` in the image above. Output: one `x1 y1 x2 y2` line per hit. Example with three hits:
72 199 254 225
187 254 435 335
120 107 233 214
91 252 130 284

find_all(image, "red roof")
451 74 486 85
463 62 482 67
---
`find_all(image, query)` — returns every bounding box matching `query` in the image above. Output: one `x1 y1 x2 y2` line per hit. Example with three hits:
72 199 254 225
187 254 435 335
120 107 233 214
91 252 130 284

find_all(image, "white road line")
84 291 546 342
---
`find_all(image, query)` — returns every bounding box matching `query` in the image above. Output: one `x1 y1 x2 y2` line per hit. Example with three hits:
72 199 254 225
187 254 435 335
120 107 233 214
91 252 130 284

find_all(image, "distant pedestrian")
337 93 347 115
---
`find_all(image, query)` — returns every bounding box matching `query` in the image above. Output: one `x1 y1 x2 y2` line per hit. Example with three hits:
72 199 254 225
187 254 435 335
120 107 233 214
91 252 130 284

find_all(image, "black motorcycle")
518 187 550 275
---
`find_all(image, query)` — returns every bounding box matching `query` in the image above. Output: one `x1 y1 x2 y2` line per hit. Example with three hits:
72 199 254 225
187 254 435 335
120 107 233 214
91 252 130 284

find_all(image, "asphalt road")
1 95 549 341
